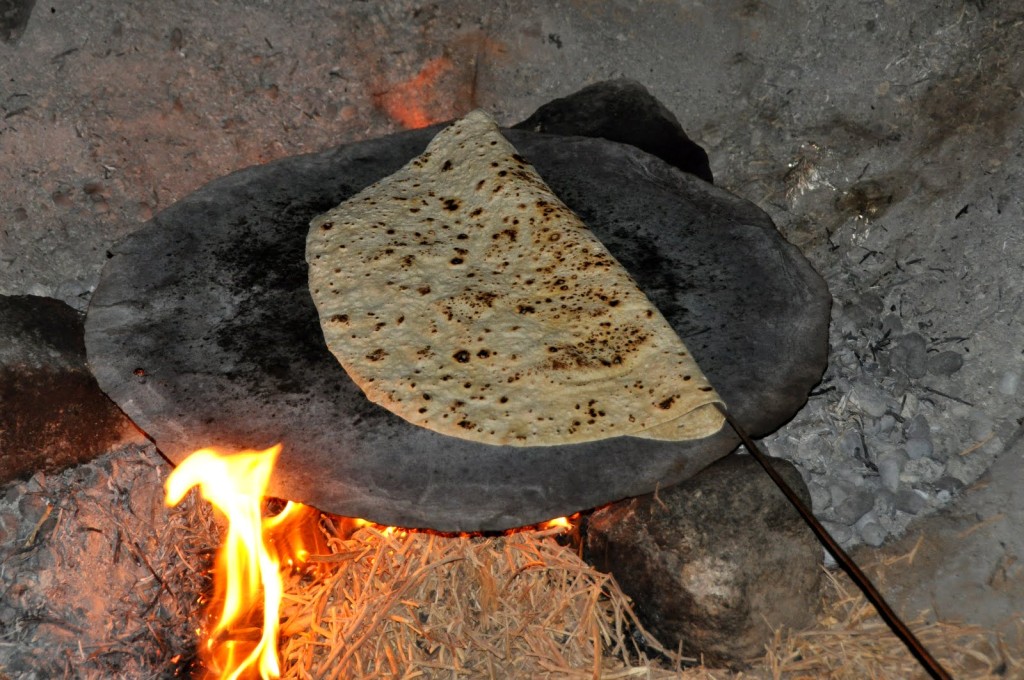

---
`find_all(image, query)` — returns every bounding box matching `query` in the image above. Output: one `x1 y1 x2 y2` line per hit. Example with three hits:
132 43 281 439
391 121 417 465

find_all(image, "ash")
0 445 214 678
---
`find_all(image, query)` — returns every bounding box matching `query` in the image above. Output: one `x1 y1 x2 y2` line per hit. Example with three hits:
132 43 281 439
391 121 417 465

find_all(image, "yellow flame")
542 516 571 530
165 444 290 680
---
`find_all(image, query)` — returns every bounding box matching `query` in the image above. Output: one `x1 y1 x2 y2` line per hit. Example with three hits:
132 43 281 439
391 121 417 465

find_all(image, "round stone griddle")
85 127 830 531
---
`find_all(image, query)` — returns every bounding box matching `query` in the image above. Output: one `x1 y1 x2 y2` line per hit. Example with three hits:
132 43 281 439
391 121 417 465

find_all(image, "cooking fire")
165 445 580 679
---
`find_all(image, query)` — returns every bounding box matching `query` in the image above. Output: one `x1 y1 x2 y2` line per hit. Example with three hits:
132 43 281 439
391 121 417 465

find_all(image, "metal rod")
714 403 951 680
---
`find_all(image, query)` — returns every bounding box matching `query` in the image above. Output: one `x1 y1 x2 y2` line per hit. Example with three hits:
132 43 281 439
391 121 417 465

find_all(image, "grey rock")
839 468 869 488
878 456 902 492
927 350 963 376
998 371 1020 396
905 437 934 460
895 488 928 515
858 292 884 315
969 414 994 441
828 484 849 508
858 520 888 547
513 79 714 183
0 295 137 485
982 435 1005 456
900 333 928 379
585 455 822 667
832 487 875 525
84 120 831 531
838 301 872 331
904 413 931 441
873 488 896 516
881 313 903 335
837 427 865 459
847 384 892 418
876 413 897 435
0 512 18 546
820 520 854 548
808 480 831 512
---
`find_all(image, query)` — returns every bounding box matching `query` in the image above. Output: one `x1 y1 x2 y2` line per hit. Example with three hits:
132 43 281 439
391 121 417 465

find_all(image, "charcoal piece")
85 126 830 531
513 79 714 183
585 455 823 667
0 295 136 483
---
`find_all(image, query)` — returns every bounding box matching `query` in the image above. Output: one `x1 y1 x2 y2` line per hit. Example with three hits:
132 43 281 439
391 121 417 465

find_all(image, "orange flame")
165 445 315 680
542 516 571 531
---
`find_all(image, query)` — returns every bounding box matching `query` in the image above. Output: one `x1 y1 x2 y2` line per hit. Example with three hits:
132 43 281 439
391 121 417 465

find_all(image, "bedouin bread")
307 110 724 446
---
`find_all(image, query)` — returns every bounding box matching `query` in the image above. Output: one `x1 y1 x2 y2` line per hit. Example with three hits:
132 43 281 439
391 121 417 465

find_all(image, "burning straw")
161 490 1022 680
276 520 686 679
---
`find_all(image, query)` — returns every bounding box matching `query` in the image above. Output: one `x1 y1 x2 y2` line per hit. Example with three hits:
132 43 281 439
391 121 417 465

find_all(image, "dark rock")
927 350 963 376
86 118 830 531
584 455 822 667
832 486 876 525
899 332 929 379
881 313 903 335
895 488 927 515
0 0 35 43
933 476 964 494
513 79 714 183
0 295 138 484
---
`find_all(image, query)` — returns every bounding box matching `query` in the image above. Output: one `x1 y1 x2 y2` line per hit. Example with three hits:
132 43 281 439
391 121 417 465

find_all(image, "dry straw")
274 520 686 679
171 501 1023 679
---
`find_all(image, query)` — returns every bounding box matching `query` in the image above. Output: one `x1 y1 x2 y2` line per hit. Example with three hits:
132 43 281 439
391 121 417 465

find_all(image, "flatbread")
307 110 724 446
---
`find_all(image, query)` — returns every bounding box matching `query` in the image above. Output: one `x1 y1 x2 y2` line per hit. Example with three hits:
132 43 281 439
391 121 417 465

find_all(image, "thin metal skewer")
714 403 951 680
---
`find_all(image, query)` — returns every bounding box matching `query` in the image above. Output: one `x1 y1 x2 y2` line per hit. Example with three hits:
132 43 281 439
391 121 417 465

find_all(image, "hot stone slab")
85 123 830 531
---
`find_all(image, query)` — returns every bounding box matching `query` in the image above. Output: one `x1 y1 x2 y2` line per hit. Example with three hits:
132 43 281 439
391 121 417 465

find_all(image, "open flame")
165 444 319 680
165 444 575 679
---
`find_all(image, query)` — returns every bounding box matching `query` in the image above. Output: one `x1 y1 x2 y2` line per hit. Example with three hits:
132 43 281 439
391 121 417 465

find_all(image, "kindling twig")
714 402 952 680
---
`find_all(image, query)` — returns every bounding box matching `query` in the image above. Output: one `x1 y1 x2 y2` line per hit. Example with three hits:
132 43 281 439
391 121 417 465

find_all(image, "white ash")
758 231 1014 551
0 444 212 678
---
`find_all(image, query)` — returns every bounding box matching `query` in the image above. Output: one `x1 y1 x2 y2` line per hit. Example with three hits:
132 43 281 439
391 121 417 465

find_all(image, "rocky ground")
2 0 1023 667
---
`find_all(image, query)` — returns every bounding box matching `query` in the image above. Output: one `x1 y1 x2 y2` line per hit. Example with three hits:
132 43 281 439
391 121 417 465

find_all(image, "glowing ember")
542 516 571 531
165 445 316 680
374 56 454 129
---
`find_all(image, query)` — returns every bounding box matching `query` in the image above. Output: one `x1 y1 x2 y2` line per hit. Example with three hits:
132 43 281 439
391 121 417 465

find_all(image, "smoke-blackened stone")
514 79 714 183
585 455 822 667
0 295 138 484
